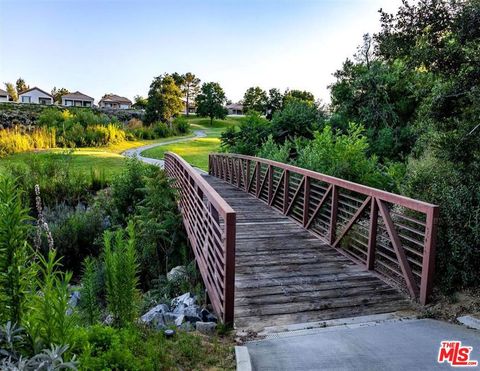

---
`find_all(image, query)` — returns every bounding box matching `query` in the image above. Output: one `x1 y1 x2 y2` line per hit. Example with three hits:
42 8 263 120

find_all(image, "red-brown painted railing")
209 153 439 304
165 152 236 324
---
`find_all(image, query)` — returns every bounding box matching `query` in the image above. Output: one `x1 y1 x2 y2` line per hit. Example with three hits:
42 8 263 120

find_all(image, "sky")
0 0 402 104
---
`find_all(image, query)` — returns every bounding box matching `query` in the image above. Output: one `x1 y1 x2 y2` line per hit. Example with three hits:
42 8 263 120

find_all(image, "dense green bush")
256 135 292 163
134 169 187 289
173 116 191 134
44 203 107 276
220 112 271 155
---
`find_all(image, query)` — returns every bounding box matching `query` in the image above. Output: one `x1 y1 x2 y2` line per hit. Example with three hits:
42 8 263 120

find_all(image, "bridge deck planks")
203 174 411 331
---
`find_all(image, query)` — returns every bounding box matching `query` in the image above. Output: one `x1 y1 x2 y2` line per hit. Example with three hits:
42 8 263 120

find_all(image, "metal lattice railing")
165 152 236 324
209 153 439 304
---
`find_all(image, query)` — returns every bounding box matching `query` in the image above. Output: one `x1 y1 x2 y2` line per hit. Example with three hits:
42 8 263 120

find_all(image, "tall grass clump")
0 127 56 157
79 257 101 325
104 222 140 327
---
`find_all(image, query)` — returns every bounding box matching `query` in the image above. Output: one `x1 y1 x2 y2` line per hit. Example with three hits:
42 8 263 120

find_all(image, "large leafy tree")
51 87 69 104
195 82 227 125
145 74 184 124
4 82 17 102
266 88 283 119
329 34 418 160
15 78 29 95
283 89 315 105
243 86 267 114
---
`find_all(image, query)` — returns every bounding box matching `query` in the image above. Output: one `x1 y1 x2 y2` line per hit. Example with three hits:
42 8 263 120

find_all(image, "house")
0 89 9 102
226 103 244 115
98 94 132 109
18 87 53 105
61 91 94 107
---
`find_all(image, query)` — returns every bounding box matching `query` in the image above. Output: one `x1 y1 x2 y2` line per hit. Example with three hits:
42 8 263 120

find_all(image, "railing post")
329 185 338 245
283 170 289 214
245 160 250 192
420 206 439 305
268 165 273 204
366 197 378 270
255 162 261 198
303 177 310 227
223 212 236 325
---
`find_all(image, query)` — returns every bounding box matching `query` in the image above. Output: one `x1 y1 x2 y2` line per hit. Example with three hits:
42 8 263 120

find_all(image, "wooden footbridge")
164 152 438 330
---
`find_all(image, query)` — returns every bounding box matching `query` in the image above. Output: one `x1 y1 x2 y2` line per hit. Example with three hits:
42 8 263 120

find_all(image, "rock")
184 306 202 324
66 291 81 315
196 321 217 336
140 304 169 329
163 312 181 326
175 314 185 327
171 292 196 308
200 308 218 323
167 266 187 282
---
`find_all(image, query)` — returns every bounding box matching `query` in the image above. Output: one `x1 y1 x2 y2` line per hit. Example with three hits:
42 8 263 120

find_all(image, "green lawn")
141 116 241 170
0 135 192 182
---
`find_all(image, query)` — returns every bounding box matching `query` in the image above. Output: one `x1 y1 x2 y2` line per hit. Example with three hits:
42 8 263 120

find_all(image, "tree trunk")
186 91 189 117
210 116 213 126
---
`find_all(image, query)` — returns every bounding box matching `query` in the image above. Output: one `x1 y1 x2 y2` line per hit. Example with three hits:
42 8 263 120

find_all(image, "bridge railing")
165 152 236 324
209 153 439 304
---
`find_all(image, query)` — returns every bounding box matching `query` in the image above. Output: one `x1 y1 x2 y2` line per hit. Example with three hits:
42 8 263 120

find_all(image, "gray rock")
175 314 185 327
171 292 196 308
66 291 81 315
141 304 169 329
167 266 187 282
163 312 181 326
103 314 114 325
196 321 216 336
200 308 218 323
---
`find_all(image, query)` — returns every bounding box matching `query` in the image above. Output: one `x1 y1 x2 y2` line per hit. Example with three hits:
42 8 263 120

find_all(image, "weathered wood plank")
201 174 411 331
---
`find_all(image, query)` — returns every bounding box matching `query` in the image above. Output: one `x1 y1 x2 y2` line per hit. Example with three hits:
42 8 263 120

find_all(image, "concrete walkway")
246 318 480 370
122 130 206 167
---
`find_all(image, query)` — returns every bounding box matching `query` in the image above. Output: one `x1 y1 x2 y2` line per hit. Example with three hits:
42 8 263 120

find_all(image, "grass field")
141 116 241 170
0 134 193 182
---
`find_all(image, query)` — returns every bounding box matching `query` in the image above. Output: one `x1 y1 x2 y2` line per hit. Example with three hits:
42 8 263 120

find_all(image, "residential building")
226 103 244 115
18 87 53 105
98 94 132 109
0 89 9 102
61 91 94 107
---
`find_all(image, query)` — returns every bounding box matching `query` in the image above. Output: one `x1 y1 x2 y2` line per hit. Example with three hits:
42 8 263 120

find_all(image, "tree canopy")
195 82 227 125
243 86 267 114
145 74 184 124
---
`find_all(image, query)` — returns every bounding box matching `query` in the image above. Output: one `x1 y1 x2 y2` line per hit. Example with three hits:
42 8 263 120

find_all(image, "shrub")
0 127 56 156
79 257 101 326
0 176 35 326
173 116 190 134
296 123 390 189
220 112 271 155
104 223 140 327
45 203 107 276
153 122 171 138
26 249 76 353
127 118 143 130
257 135 292 163
134 169 187 289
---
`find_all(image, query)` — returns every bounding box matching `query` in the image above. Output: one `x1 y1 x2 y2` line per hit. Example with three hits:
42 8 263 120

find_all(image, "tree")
145 74 184 124
266 88 283 119
4 83 17 102
15 78 29 95
283 89 315 105
243 86 267 114
195 82 227 125
132 95 148 109
182 72 201 116
51 87 69 104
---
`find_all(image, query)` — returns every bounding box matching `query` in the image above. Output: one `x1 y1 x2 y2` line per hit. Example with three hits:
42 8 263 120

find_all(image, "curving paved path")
122 130 206 167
